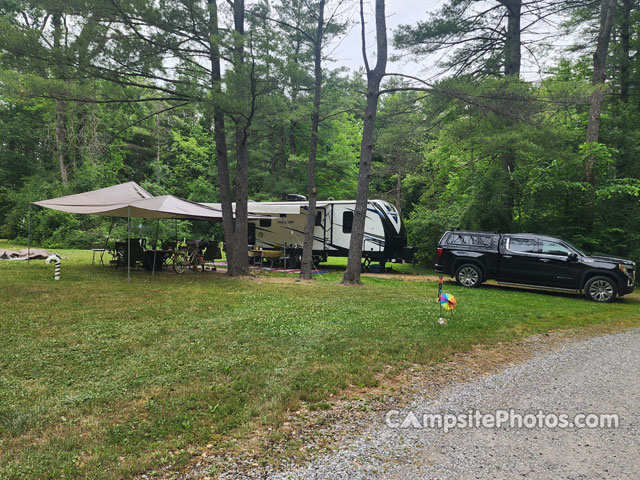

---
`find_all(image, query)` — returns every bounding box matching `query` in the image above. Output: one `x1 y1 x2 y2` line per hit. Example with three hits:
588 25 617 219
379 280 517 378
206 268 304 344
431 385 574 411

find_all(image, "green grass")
319 255 436 275
1 239 639 479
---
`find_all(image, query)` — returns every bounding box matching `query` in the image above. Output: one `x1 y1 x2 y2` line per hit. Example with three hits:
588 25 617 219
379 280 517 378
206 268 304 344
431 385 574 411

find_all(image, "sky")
326 0 571 82
327 0 446 76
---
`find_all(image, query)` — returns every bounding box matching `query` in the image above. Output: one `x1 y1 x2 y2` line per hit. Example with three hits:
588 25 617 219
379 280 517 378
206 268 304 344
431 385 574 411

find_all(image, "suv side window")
508 238 538 254
447 233 495 248
541 240 571 256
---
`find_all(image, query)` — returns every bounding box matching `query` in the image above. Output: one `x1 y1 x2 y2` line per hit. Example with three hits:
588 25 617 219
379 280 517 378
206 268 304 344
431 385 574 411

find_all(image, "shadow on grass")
478 281 639 304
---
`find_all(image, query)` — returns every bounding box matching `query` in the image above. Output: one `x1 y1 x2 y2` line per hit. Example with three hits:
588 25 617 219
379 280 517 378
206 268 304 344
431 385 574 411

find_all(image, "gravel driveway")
267 329 640 480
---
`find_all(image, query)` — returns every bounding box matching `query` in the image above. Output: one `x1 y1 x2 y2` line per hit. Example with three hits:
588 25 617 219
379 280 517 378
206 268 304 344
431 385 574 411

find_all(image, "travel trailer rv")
212 199 417 268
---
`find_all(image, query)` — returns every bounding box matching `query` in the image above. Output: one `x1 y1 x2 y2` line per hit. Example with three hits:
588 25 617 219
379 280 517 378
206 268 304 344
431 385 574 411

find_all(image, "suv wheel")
455 264 482 288
584 276 617 303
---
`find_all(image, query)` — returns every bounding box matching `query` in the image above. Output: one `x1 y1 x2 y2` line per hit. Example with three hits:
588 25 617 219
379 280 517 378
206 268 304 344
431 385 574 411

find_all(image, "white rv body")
236 199 410 264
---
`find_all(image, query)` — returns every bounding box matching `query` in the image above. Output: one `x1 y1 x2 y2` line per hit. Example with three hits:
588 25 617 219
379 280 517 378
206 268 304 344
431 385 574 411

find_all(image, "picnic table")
249 248 284 267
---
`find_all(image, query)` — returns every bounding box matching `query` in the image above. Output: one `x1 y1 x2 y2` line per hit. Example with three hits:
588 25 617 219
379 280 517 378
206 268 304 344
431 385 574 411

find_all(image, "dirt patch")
362 272 445 282
155 322 638 480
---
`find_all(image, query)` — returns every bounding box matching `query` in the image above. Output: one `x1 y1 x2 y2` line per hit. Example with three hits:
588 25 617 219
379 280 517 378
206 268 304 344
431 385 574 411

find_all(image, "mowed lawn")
1 241 639 479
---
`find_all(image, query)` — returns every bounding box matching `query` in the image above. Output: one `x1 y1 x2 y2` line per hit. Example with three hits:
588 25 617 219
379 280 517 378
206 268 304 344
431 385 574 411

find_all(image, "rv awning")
33 182 225 220
203 202 302 215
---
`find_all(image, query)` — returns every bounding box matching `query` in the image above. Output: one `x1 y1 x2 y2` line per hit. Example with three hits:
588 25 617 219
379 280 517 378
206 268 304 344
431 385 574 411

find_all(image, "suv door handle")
503 255 512 259
539 258 550 263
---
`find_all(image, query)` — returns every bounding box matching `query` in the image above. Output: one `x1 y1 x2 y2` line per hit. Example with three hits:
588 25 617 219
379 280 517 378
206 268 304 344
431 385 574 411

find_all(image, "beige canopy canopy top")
33 182 226 220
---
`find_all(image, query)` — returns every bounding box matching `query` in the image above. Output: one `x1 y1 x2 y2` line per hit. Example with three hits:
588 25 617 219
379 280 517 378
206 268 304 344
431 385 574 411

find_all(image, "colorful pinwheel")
439 293 457 311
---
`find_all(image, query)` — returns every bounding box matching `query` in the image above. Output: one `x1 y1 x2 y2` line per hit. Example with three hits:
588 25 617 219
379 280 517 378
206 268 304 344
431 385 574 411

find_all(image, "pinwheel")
439 292 457 311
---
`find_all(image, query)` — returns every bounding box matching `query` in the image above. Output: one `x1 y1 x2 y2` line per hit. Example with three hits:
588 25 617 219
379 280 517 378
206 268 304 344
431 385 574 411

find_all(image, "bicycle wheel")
173 251 190 274
193 254 205 272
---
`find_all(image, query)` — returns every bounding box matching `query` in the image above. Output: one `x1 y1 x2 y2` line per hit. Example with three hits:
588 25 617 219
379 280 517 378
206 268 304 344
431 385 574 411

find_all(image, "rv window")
248 223 256 245
342 211 353 234
315 211 322 227
260 219 271 227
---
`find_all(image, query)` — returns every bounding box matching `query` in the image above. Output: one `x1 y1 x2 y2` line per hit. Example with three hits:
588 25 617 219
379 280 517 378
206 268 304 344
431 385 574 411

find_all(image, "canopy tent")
30 182 233 281
31 182 276 281
33 181 152 214
33 182 224 220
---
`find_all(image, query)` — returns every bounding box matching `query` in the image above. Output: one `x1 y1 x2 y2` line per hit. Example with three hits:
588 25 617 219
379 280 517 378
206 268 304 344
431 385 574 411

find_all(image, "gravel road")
267 329 640 480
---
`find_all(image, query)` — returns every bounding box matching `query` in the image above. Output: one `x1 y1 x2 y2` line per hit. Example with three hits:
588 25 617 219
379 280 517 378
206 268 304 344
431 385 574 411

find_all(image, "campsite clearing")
1 241 639 479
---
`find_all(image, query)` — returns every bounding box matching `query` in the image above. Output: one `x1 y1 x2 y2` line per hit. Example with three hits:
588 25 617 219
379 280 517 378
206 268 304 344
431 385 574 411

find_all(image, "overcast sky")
325 0 569 82
327 0 446 76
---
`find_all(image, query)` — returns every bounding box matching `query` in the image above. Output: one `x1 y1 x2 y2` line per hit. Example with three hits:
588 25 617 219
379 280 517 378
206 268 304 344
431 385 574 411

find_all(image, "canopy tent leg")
127 206 131 283
100 219 116 265
174 219 178 245
152 218 159 276
27 203 31 265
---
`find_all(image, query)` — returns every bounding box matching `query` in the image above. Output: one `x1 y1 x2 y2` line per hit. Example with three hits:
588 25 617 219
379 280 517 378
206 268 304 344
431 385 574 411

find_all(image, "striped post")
46 254 61 281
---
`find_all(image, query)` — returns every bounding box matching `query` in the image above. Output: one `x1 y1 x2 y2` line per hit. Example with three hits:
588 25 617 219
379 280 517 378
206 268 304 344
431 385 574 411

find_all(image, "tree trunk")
54 98 68 184
500 148 516 231
395 168 402 215
230 0 250 276
500 0 521 227
620 0 631 103
52 11 68 184
585 0 617 185
233 126 250 276
288 32 303 163
155 111 161 183
341 0 387 285
300 0 325 280
208 0 237 275
502 0 522 77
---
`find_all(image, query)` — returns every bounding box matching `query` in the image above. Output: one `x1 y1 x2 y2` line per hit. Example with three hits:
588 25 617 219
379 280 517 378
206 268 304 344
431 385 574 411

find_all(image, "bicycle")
172 240 209 273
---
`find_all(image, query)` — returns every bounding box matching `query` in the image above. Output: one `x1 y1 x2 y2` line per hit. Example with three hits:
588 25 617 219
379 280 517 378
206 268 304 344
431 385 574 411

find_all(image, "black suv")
435 231 636 302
